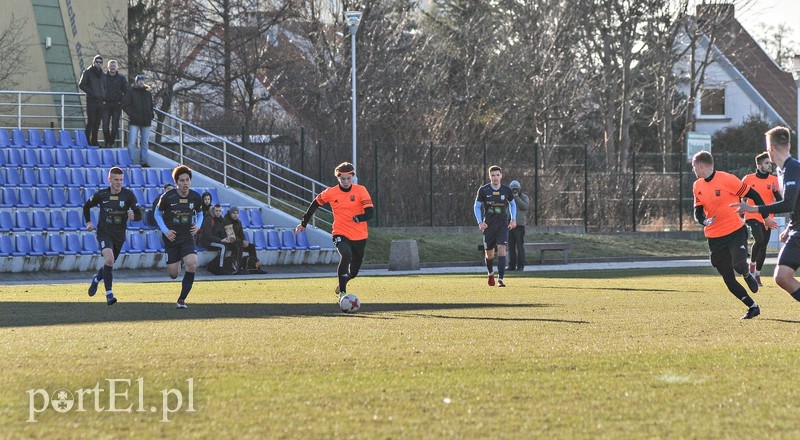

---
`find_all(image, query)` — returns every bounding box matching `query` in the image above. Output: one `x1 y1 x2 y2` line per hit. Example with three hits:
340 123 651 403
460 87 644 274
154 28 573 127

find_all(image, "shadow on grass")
0 302 555 328
764 318 800 325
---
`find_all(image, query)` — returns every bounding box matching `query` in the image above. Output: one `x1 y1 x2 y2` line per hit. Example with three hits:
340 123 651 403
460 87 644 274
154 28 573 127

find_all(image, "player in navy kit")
85 166 142 305
474 165 517 287
732 126 800 304
154 165 203 309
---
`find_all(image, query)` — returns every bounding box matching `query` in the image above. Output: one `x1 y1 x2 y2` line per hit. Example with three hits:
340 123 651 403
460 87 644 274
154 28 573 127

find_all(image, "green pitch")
2 268 800 438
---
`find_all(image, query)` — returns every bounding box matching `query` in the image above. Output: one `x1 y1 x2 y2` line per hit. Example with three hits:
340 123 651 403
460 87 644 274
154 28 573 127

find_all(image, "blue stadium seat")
295 229 319 250
33 188 50 208
130 187 145 205
0 150 6 166
23 149 39 167
58 130 74 148
86 148 101 167
15 235 33 256
48 234 73 256
128 217 145 230
160 168 173 185
248 209 265 228
101 149 116 167
0 129 11 147
145 230 165 252
51 187 66 207
65 187 83 207
0 235 13 255
69 169 86 187
266 230 283 250
129 168 145 187
65 209 83 231
237 210 250 228
0 188 16 208
54 149 70 167
280 229 298 249
7 149 23 166
66 233 85 254
31 211 47 231
83 234 100 254
0 211 13 232
54 168 70 186
144 168 160 187
14 210 32 231
90 209 98 226
85 168 103 187
21 167 37 186
252 229 269 250
30 234 47 256
39 169 56 188
27 130 43 148
49 210 66 231
70 149 86 167
85 187 97 203
73 130 90 148
11 129 27 147
144 187 160 205
42 130 57 148
117 149 133 167
39 149 55 167
17 187 34 207
129 232 146 253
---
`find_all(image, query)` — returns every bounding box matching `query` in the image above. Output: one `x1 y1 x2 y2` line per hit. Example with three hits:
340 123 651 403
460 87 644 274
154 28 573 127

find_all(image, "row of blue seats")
0 228 319 257
0 128 97 149
1 166 175 189
0 206 274 232
0 147 135 168
0 185 222 208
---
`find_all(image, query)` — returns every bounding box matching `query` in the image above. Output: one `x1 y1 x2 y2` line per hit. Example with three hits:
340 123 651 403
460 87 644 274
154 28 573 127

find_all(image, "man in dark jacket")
78 55 106 147
102 60 128 148
201 204 238 275
122 74 154 166
224 206 266 274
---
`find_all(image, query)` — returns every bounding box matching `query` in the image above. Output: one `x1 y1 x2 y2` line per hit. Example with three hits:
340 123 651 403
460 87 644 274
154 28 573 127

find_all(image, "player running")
153 165 203 309
296 162 374 300
741 152 780 285
474 165 517 287
85 166 142 305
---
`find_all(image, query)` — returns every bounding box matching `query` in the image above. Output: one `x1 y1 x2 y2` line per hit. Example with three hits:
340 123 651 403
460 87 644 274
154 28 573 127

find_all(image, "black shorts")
97 231 125 261
778 230 800 270
483 220 509 250
164 235 197 265
708 226 748 270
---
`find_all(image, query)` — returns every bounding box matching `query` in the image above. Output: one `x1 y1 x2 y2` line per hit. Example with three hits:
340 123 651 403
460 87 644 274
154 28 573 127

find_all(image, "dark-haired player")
692 151 766 319
85 166 142 305
741 152 780 285
732 126 800 305
296 162 374 300
474 165 517 287
154 165 203 309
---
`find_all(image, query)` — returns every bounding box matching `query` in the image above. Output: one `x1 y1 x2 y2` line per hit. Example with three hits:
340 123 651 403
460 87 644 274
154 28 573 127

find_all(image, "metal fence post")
373 140 379 227
179 121 184 164
430 141 434 226
533 142 539 226
632 150 637 232
300 126 305 176
223 140 228 186
679 154 684 231
583 143 589 233
317 140 323 183
483 142 488 181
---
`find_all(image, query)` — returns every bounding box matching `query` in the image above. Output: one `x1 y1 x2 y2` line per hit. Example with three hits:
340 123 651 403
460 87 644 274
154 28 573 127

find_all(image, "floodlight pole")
346 11 362 182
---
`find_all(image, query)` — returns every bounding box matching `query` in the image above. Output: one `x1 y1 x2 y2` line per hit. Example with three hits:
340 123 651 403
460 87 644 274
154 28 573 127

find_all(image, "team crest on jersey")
715 190 721 196
119 200 125 207
500 195 505 200
189 202 194 209
350 195 355 201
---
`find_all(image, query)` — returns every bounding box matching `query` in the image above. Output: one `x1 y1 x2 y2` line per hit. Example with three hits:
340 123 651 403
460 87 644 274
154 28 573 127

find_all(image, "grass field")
3 266 800 439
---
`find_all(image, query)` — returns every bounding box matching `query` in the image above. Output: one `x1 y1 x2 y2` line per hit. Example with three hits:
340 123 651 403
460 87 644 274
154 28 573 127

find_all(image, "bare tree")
0 14 31 88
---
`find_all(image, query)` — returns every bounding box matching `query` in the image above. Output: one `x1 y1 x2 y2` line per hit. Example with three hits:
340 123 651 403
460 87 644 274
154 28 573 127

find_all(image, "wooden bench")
523 242 571 264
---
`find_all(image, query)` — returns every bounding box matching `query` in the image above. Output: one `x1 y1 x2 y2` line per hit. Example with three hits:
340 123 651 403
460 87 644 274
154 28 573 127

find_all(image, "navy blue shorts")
97 231 124 261
483 221 509 250
164 236 197 265
778 230 800 270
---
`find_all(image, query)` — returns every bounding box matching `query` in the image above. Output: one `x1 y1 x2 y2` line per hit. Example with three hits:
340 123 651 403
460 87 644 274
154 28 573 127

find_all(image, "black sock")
96 266 104 281
791 288 800 302
485 257 494 274
102 265 113 293
338 273 350 293
498 256 506 279
179 271 195 301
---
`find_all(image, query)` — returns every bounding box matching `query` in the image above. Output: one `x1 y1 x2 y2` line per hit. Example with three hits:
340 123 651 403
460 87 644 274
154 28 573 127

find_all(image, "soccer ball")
339 293 361 314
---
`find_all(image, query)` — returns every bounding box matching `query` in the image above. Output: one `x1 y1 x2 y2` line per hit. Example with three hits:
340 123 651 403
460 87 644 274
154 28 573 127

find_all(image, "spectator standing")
122 74 154 167
102 60 128 148
506 180 529 271
78 55 106 147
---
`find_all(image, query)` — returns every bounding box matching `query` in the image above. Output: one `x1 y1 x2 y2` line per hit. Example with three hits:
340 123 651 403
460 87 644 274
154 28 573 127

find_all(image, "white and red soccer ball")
339 293 361 313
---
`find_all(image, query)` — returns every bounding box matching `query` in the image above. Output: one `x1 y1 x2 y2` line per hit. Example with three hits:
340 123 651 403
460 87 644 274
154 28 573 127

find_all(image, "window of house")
700 88 725 116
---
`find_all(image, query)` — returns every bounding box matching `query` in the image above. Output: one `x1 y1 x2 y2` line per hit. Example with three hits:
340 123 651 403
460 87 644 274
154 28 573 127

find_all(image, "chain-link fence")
281 140 763 232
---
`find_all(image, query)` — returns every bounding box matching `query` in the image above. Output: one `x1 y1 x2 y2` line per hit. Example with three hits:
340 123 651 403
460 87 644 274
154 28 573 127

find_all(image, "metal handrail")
0 90 85 131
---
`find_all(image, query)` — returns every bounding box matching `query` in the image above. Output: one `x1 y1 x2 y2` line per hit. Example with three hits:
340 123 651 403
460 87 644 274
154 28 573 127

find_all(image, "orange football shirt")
742 173 780 223
693 171 748 238
316 184 374 241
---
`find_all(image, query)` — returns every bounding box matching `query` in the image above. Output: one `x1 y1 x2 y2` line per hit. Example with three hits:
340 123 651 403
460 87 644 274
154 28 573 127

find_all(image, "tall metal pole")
346 11 362 182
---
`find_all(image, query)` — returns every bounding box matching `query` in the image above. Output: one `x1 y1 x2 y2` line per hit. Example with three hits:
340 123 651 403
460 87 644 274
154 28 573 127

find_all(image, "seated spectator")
148 183 174 226
224 205 266 274
196 190 212 246
201 204 239 275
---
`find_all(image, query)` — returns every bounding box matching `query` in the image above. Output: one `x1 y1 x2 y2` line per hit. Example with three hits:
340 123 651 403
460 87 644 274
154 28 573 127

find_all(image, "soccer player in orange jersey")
741 152 781 285
296 162 374 300
692 151 768 319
